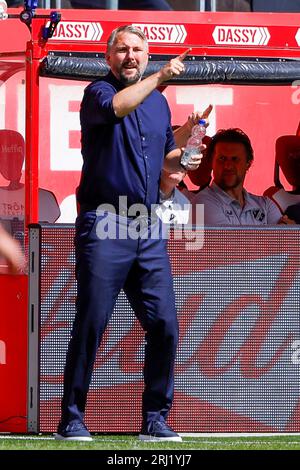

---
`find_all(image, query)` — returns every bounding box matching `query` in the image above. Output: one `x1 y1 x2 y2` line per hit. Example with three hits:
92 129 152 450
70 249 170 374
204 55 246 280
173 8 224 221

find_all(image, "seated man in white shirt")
192 128 282 225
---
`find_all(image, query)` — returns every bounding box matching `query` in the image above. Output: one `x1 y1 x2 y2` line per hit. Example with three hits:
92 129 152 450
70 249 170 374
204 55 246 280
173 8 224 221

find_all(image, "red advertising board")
37 226 300 432
0 274 27 432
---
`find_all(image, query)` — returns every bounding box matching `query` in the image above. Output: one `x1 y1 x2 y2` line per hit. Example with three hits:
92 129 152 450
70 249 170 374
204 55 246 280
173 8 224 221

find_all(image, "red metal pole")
25 37 40 226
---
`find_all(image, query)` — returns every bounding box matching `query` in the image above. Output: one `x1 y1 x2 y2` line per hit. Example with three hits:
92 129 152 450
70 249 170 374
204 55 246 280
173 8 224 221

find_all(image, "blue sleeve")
165 122 177 155
80 81 122 127
163 98 177 155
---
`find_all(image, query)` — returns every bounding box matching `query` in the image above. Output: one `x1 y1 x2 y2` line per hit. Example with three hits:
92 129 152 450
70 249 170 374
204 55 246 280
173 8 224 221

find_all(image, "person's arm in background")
173 105 213 148
0 223 25 273
279 215 297 224
280 202 300 225
264 198 289 224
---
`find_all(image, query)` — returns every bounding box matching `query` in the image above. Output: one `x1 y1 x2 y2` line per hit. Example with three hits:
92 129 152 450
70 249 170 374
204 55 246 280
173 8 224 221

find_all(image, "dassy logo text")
132 23 187 43
50 21 103 41
212 25 270 46
0 340 6 365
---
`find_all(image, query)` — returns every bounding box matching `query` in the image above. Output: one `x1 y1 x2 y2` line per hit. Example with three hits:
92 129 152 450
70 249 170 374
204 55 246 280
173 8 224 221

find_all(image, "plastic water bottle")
180 119 206 169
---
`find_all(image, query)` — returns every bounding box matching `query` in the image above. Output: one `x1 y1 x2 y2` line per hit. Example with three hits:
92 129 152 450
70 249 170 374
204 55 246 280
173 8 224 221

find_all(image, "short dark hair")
207 128 254 164
107 25 148 53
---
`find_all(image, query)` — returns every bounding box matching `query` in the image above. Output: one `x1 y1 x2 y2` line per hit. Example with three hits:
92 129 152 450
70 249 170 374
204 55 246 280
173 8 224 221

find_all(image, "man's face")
212 141 251 190
106 32 148 86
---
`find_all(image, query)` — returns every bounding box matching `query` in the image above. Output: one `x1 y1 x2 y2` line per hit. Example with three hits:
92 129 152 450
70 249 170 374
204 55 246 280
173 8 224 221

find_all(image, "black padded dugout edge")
41 54 300 85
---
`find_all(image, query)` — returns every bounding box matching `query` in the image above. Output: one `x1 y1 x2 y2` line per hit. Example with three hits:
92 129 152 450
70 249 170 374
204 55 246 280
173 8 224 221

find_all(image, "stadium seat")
263 135 300 213
0 129 61 225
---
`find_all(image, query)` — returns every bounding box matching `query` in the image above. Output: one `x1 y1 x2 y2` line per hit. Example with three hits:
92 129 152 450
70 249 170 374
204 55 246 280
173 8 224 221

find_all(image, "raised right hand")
158 48 191 82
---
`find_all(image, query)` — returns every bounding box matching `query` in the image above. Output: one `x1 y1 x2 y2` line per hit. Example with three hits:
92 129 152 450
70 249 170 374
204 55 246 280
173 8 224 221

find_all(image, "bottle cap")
198 119 206 125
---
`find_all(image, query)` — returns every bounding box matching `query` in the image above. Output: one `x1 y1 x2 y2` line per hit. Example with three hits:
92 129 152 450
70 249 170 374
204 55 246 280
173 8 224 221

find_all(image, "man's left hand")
180 143 206 170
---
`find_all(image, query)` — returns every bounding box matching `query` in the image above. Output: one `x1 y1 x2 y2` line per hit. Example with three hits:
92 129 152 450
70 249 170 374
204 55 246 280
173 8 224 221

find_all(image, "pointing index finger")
201 104 213 119
177 47 192 62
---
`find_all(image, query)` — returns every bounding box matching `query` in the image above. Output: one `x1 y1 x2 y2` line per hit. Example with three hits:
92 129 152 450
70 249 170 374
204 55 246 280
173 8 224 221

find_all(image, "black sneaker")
54 421 93 441
139 420 182 442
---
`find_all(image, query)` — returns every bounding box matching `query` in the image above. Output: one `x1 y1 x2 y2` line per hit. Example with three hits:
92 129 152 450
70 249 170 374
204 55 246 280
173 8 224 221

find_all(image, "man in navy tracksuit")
55 25 202 442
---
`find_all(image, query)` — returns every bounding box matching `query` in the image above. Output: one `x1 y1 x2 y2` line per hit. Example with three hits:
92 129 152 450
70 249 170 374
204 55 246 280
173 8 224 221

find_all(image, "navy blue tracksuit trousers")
61 210 178 426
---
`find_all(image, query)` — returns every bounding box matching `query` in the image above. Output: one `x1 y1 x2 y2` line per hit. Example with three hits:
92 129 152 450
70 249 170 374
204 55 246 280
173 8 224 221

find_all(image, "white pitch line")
0 435 138 443
0 433 299 443
0 436 54 440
